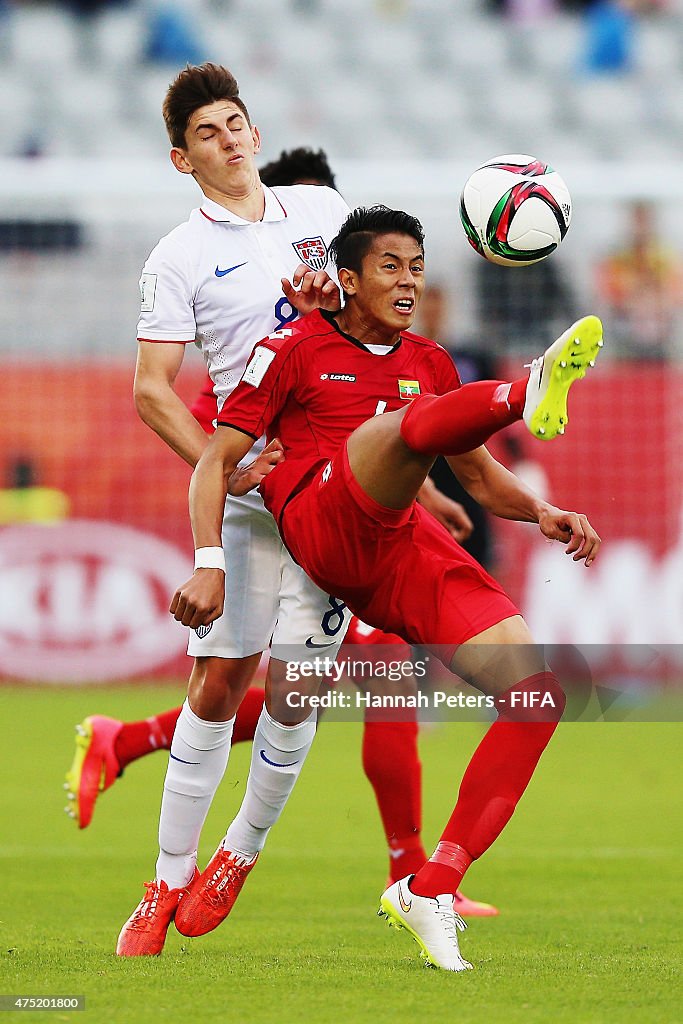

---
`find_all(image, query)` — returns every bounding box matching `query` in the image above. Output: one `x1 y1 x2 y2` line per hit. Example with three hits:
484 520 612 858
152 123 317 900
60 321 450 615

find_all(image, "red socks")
114 707 182 769
400 378 528 457
232 687 266 743
113 687 267 770
388 834 428 881
411 673 565 898
362 720 427 880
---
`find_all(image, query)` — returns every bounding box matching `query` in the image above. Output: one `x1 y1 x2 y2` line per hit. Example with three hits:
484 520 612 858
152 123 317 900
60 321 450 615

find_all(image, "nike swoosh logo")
215 261 248 278
259 749 299 768
388 848 405 860
305 637 335 649
398 884 412 914
170 753 200 765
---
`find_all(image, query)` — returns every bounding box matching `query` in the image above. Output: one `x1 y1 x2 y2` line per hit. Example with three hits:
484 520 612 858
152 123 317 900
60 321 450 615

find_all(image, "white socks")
224 707 317 857
156 699 235 889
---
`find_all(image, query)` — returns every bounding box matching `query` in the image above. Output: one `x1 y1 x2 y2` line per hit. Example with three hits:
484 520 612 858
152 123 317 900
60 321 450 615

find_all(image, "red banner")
0 362 680 681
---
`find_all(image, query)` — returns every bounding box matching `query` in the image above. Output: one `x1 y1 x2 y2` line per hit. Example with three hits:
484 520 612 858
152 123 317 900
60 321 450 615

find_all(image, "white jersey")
137 182 354 660
137 184 350 413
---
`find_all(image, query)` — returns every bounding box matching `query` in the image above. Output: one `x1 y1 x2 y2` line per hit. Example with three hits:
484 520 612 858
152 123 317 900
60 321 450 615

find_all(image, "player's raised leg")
347 314 603 514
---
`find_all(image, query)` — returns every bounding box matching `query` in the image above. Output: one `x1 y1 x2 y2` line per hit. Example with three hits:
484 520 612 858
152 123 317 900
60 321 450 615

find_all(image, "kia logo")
0 520 192 682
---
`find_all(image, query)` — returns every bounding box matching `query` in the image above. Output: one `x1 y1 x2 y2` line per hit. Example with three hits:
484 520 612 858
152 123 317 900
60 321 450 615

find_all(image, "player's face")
170 101 261 200
352 233 425 337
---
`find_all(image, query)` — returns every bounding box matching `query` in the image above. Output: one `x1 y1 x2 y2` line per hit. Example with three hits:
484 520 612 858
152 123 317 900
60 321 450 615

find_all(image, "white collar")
362 342 397 356
200 186 287 225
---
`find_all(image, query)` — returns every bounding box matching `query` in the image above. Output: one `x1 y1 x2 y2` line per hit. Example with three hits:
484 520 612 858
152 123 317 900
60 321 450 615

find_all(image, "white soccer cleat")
378 875 473 972
523 315 603 441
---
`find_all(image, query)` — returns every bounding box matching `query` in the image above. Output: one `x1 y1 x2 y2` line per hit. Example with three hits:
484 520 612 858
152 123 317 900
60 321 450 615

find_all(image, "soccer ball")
459 155 571 267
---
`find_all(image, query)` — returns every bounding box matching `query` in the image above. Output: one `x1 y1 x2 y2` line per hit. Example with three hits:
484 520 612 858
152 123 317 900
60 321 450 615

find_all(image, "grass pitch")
1 684 680 1024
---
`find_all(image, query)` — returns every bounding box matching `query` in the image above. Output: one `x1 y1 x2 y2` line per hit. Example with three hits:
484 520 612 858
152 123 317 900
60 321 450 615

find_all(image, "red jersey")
217 308 461 515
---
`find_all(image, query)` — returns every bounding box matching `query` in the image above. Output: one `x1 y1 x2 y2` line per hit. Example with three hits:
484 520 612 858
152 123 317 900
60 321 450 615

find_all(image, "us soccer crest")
292 236 329 271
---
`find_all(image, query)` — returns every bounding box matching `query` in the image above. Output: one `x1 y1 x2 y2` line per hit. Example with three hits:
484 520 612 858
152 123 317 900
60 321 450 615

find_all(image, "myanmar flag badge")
398 379 421 400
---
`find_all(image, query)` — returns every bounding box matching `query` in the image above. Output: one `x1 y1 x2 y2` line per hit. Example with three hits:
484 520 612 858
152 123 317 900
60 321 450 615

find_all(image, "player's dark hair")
330 205 425 275
260 147 337 190
163 63 251 148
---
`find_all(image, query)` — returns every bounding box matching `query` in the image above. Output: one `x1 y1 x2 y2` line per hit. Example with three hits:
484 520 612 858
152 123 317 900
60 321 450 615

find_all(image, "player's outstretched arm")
134 341 209 468
170 427 254 628
447 446 600 566
281 264 341 315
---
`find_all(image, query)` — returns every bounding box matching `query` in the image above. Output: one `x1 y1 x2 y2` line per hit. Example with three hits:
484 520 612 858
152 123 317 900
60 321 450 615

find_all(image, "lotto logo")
321 462 332 484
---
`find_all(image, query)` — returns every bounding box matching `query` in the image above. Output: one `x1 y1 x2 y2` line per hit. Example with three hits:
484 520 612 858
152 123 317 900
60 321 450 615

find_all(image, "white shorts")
187 491 352 662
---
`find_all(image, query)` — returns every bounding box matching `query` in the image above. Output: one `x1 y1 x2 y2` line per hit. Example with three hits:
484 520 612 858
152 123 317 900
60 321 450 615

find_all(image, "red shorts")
262 445 519 663
345 617 405 648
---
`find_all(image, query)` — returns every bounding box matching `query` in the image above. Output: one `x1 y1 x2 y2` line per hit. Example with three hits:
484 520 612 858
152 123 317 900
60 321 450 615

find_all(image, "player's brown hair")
163 63 252 149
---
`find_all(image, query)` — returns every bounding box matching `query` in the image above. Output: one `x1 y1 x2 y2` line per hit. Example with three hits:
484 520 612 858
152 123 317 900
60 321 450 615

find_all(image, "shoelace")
435 904 467 943
129 882 165 930
204 857 244 907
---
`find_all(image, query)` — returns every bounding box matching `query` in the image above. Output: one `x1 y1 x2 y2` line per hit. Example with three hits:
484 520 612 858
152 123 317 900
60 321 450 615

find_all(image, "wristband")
194 546 225 572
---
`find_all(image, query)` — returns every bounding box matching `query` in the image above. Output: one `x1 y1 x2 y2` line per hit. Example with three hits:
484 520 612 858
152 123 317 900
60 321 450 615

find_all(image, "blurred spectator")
486 0 586 14
503 0 559 20
596 201 683 359
474 255 577 357
415 282 497 377
142 4 206 65
580 0 636 75
413 284 496 569
0 458 70 525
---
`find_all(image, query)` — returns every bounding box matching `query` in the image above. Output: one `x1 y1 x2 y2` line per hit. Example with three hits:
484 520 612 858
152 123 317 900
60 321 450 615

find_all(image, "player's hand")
281 265 341 314
417 479 474 542
538 505 601 566
227 438 285 496
170 570 225 628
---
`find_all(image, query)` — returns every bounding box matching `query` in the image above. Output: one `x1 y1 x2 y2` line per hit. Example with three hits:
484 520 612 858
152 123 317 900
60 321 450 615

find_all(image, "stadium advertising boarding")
0 520 190 682
0 364 681 684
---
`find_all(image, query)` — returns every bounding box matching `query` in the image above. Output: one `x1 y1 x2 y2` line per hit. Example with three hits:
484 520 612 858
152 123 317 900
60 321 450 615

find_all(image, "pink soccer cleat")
64 715 122 828
453 889 499 918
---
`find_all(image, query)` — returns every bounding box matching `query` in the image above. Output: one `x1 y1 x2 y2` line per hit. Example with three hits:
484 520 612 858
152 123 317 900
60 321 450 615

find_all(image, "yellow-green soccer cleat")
523 315 603 440
64 715 122 828
378 875 473 972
